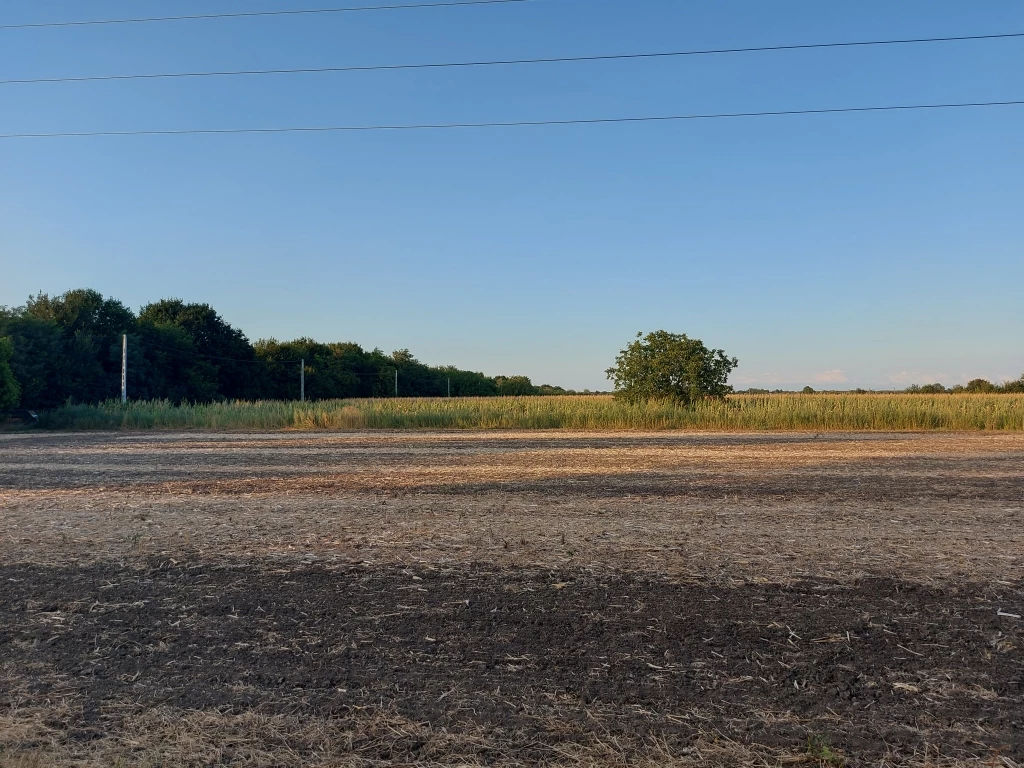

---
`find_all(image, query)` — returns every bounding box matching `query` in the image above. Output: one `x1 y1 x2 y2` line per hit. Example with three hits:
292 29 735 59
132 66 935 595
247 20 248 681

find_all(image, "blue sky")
2 0 1022 390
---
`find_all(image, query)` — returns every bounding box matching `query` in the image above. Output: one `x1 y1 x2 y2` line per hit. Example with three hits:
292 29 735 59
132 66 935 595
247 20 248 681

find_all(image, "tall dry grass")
34 394 1024 431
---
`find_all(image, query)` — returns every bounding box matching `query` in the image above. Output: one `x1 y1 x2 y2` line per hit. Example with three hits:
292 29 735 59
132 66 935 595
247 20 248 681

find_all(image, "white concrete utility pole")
300 359 305 402
120 334 127 404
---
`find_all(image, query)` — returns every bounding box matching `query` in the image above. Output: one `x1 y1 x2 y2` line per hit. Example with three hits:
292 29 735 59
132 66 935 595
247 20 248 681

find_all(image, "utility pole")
300 359 305 402
394 368 398 397
120 334 127 404
447 378 451 398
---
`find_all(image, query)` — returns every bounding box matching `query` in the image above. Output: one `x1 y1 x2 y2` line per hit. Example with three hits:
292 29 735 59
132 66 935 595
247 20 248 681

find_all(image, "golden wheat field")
34 392 1024 431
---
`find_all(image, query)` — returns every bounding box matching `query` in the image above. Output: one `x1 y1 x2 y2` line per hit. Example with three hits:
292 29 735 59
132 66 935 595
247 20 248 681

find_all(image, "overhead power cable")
139 340 415 378
140 340 291 365
138 339 463 390
4 31 1021 86
0 0 528 30
2 100 1021 140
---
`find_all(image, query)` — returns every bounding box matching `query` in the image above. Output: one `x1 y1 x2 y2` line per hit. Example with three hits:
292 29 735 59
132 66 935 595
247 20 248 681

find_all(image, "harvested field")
1 431 1022 767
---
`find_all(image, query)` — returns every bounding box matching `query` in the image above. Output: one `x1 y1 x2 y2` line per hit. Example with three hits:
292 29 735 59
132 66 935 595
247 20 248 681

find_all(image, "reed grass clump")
34 394 1024 431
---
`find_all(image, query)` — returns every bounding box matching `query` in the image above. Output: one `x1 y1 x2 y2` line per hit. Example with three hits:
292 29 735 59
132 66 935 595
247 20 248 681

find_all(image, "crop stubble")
0 431 1022 766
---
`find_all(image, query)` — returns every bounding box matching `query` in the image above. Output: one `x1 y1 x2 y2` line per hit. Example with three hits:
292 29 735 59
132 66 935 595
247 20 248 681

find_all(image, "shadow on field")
3 431 1023 503
107 461 1024 502
1 562 1021 764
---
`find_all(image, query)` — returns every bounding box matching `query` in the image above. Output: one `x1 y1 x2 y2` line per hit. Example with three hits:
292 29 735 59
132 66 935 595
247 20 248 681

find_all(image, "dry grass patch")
2 705 1020 768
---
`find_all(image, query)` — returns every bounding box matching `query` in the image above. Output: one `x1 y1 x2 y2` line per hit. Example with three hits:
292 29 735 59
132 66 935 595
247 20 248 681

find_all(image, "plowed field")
1 431 1022 767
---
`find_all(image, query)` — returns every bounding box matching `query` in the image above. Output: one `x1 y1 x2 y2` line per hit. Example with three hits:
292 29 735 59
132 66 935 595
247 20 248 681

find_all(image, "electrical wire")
122 339 533 396
0 0 528 30
139 339 417 379
3 100 1021 139
140 340 286 364
4 32 1021 86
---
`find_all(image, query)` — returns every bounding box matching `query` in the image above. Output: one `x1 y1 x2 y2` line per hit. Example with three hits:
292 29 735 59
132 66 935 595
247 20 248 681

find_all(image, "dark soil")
2 562 1021 763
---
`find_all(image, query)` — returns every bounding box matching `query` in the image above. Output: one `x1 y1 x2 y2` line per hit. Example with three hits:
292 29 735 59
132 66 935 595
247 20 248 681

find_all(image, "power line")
2 100 1022 140
140 340 282 364
0 0 528 30
137 339 466 391
4 31 1020 87
139 339 419 379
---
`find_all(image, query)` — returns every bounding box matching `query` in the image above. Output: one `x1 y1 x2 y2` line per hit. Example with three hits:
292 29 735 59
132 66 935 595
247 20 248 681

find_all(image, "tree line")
0 289 578 410
904 379 1024 394
734 379 1024 395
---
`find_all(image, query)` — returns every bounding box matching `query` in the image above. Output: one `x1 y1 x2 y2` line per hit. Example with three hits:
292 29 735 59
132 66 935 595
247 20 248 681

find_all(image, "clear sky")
2 0 1022 390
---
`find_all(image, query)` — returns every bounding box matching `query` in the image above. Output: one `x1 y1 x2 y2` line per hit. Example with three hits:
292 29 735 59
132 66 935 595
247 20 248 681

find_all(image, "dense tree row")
905 378 1024 394
0 289 573 409
735 378 1024 395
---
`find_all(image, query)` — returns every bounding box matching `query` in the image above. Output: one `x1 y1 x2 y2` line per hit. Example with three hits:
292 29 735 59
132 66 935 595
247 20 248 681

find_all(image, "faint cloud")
812 370 847 384
734 371 850 387
731 372 790 386
889 371 950 385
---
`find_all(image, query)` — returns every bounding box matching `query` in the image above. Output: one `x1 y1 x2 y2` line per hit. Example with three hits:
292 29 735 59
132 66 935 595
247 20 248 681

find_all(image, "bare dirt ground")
1 431 1022 767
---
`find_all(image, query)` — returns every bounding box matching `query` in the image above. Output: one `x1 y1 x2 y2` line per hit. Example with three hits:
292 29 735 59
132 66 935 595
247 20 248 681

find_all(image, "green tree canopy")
1001 375 1024 394
436 366 498 397
494 375 537 396
27 289 133 340
24 289 135 404
139 299 256 399
1 287 567 405
606 331 738 406
129 323 220 403
0 311 65 408
0 337 20 409
963 378 996 394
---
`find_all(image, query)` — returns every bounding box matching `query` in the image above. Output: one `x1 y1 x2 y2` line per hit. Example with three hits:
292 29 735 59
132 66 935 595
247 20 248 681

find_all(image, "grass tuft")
807 734 846 767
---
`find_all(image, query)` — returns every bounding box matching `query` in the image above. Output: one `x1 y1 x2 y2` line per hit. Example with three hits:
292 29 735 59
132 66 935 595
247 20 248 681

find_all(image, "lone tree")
606 331 738 406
